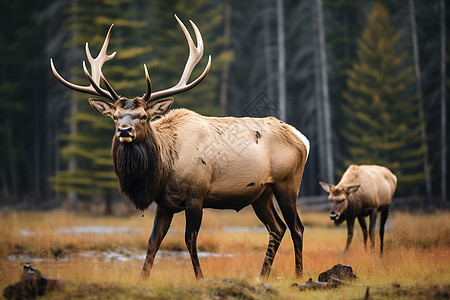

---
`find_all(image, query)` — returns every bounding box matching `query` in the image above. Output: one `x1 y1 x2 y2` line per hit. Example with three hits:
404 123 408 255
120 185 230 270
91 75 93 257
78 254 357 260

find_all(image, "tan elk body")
51 16 309 279
320 165 396 253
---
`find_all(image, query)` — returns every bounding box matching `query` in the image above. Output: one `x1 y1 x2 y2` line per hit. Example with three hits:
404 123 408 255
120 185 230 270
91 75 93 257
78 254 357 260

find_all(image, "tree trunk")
68 0 79 211
6 117 19 200
104 192 113 215
68 96 78 211
263 0 275 98
316 0 334 183
276 0 286 121
312 1 326 183
440 0 447 208
219 0 232 116
409 0 432 205
33 61 41 206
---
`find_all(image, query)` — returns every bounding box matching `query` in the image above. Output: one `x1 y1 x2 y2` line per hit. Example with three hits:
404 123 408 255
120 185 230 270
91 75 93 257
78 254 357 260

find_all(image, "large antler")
50 25 120 102
142 15 212 103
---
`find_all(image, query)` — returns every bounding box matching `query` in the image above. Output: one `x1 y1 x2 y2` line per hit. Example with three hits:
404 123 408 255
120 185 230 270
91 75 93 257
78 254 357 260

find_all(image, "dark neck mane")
112 128 168 211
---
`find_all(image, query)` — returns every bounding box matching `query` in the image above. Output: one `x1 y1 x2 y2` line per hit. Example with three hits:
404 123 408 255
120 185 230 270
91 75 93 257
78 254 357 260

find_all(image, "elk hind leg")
379 206 389 254
273 184 304 277
252 189 287 278
368 209 378 250
185 205 204 279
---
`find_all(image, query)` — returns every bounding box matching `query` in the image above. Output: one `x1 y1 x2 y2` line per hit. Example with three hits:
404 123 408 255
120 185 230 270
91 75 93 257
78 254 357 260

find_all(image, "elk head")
50 15 211 144
319 182 360 221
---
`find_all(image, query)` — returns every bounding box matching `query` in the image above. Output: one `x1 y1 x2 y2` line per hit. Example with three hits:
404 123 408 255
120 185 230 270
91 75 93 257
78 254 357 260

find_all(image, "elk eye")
113 116 118 120
141 115 147 120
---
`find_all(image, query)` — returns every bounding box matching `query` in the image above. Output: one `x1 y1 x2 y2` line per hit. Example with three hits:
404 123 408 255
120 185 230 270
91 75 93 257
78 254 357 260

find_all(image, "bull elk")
319 165 397 253
50 16 310 279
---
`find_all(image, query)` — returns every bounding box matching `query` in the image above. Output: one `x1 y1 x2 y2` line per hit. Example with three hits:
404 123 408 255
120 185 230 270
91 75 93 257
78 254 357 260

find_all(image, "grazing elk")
50 16 310 279
319 165 397 253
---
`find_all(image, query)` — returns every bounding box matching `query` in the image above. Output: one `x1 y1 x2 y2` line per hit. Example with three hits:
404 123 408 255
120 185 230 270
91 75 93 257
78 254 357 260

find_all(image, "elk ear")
345 185 360 194
319 181 334 193
146 98 174 118
89 98 116 117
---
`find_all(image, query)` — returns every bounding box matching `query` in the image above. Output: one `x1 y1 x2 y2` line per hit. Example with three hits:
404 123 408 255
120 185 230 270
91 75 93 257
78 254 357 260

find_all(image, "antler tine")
142 64 152 102
84 24 120 101
101 72 120 100
50 58 96 95
50 24 120 102
82 61 120 100
147 15 211 102
176 16 202 84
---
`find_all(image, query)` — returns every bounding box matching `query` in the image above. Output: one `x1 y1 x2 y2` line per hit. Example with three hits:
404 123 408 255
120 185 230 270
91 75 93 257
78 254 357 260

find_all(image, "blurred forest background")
0 0 448 212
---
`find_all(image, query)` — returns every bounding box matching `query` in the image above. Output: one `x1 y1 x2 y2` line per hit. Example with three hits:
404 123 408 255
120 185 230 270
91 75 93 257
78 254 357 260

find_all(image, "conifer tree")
341 2 425 194
0 0 51 204
51 0 151 211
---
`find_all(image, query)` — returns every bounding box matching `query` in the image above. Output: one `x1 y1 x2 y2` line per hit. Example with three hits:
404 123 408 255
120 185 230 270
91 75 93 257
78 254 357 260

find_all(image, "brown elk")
319 165 397 253
50 16 310 279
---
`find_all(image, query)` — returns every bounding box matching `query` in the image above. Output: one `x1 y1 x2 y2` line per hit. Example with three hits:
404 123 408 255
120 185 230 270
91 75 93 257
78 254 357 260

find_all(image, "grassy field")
0 207 449 299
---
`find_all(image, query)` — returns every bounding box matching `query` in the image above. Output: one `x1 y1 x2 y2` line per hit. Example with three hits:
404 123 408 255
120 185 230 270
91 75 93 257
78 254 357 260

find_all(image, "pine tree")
50 0 151 212
341 2 425 194
0 0 51 204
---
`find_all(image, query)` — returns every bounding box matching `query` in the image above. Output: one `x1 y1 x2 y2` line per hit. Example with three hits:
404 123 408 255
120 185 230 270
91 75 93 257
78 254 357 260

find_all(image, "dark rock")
20 264 47 281
318 264 357 282
296 264 357 292
3 264 65 300
297 277 344 291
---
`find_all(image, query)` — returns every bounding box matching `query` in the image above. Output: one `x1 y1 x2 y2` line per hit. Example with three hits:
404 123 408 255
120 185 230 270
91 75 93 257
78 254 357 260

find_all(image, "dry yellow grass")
0 208 449 299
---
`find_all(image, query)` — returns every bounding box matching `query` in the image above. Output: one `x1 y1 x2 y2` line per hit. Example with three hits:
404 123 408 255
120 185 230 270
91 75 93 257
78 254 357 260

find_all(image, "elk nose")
329 212 338 220
118 127 132 136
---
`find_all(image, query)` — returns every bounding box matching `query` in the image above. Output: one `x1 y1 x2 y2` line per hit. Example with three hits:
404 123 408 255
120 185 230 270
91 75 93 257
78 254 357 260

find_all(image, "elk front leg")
185 205 204 279
368 209 378 250
141 206 174 280
345 217 355 252
358 216 368 249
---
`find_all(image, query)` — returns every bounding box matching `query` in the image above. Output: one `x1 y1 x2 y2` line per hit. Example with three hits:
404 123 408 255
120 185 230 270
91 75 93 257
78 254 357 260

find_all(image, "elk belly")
119 137 133 143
